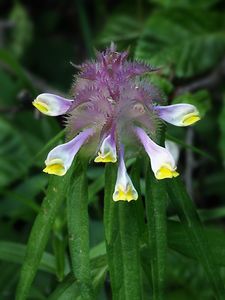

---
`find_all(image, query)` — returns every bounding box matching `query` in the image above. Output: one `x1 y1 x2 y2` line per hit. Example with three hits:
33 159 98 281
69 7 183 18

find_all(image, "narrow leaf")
168 220 225 267
118 201 142 299
67 159 93 300
167 178 225 299
104 162 143 299
103 164 122 299
0 241 56 273
145 166 167 300
15 174 71 300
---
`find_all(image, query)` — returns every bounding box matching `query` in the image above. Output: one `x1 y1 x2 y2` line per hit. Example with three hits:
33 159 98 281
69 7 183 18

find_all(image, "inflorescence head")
33 43 200 202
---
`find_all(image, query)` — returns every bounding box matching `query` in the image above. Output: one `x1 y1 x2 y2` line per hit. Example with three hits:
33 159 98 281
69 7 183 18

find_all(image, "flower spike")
32 93 73 116
135 127 179 180
113 147 138 202
43 128 93 176
155 103 200 126
33 45 205 201
94 132 117 163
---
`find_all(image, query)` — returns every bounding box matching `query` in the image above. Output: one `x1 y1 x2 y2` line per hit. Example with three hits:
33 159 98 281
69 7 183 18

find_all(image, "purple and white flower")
33 93 73 116
113 147 138 202
94 129 117 163
33 43 201 201
43 128 93 176
155 103 200 126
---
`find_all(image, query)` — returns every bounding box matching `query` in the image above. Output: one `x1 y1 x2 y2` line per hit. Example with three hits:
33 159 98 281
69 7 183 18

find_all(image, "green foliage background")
0 0 225 299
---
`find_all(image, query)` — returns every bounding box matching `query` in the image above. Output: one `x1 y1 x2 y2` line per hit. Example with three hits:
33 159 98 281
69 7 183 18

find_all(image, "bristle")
66 43 163 151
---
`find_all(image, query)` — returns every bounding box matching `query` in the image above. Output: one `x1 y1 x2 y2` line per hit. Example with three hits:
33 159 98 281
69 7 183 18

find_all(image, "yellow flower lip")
182 112 200 126
43 159 65 176
156 165 179 180
113 184 138 202
32 99 49 114
94 151 117 163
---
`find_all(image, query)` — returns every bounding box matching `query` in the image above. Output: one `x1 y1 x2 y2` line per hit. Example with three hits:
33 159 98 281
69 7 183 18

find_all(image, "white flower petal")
94 133 117 163
113 148 138 202
135 127 179 180
155 103 200 126
33 93 73 116
43 128 93 176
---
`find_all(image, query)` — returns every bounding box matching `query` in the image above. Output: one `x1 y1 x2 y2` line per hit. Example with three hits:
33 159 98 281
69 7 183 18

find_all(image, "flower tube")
94 132 117 163
43 128 93 176
155 103 200 126
135 127 179 180
113 147 138 202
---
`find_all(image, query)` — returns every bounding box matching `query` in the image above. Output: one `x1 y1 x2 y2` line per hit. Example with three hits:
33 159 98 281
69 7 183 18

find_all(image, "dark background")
1 0 225 299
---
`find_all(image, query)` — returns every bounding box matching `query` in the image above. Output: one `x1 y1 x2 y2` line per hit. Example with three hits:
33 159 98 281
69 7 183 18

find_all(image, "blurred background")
0 0 225 299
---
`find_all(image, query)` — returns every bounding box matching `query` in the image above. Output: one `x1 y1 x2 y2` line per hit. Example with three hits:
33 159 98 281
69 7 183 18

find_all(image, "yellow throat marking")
43 160 65 176
94 151 117 163
156 166 179 180
113 184 138 202
32 100 49 114
182 112 200 126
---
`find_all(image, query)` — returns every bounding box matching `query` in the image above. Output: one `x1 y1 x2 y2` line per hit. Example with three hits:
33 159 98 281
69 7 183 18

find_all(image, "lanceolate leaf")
103 164 122 299
48 250 108 300
218 96 225 163
118 200 142 300
67 159 93 300
167 220 225 267
0 241 56 273
15 174 72 300
145 166 167 300
104 162 143 299
167 178 225 299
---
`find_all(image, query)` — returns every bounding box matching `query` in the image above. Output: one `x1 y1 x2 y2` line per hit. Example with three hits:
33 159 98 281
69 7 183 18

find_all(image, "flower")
43 128 93 176
32 93 73 116
134 127 179 179
154 103 200 126
33 43 201 201
113 147 138 202
94 128 117 163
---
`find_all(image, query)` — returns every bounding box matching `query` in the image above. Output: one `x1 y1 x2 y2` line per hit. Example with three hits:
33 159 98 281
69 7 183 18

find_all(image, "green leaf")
0 118 31 189
88 172 104 204
218 96 225 165
0 241 56 273
118 200 142 299
152 0 220 9
52 234 67 281
48 273 79 300
103 164 118 245
135 10 225 77
49 245 108 300
168 220 225 267
104 162 143 299
97 14 142 45
67 159 93 300
103 164 122 299
0 49 36 94
167 178 225 299
145 166 167 300
15 174 72 300
9 3 33 58
198 206 225 221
